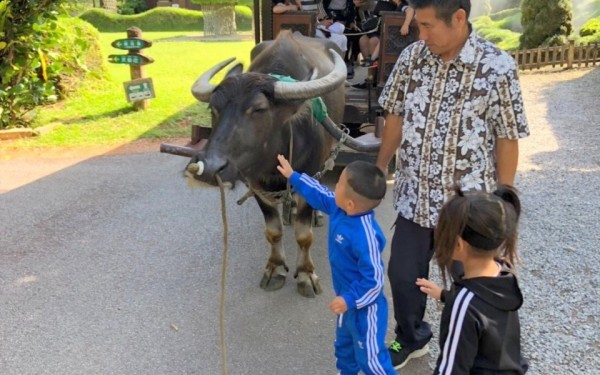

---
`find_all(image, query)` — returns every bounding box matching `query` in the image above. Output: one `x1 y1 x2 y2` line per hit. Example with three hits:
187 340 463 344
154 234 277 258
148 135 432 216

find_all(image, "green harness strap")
269 74 328 122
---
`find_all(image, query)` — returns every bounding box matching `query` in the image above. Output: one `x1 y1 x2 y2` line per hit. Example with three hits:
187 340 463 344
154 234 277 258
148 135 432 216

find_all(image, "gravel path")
419 67 600 374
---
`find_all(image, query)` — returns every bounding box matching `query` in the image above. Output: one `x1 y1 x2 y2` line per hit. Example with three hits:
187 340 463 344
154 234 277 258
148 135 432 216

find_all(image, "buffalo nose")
187 160 205 176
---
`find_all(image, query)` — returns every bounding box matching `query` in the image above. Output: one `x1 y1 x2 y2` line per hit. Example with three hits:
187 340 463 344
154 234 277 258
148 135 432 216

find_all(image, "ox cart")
156 5 419 297
159 6 418 166
158 6 418 226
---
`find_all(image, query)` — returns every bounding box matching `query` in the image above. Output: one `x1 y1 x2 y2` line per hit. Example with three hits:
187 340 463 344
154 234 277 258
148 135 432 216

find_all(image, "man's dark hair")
345 161 386 201
409 0 471 25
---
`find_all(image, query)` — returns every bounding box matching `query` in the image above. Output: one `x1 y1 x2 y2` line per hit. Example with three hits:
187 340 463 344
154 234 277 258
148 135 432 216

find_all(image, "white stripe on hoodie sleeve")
438 288 476 375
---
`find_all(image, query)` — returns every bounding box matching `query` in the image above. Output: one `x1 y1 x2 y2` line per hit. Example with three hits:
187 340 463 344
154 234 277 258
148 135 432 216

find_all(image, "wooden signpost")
108 27 154 110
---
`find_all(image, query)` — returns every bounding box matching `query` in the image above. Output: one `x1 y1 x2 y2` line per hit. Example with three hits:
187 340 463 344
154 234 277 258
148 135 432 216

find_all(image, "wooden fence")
509 40 600 70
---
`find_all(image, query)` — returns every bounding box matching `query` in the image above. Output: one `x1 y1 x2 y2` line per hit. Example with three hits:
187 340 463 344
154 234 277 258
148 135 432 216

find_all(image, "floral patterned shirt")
378 30 530 228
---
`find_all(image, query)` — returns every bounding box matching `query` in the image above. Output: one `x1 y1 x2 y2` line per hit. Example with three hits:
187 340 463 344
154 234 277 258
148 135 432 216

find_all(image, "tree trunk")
201 5 237 37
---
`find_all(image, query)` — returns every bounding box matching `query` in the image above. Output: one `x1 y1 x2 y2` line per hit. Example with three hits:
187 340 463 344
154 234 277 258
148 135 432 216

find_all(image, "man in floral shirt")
376 0 530 370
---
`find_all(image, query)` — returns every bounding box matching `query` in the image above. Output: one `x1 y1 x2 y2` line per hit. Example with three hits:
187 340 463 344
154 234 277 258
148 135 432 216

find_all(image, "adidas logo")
335 234 344 244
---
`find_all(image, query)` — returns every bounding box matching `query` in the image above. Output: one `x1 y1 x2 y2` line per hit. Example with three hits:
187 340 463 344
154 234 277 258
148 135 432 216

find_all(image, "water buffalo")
185 31 349 298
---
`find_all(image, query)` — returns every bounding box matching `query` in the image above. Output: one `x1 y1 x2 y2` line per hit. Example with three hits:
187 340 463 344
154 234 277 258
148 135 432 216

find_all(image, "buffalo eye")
247 105 268 115
254 107 268 114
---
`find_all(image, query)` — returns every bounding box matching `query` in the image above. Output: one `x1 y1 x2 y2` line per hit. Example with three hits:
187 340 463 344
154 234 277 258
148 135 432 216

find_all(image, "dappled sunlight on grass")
22 32 255 149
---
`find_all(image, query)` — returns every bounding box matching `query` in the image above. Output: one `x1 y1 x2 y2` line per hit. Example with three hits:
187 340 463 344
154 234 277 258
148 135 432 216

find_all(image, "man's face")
414 6 464 60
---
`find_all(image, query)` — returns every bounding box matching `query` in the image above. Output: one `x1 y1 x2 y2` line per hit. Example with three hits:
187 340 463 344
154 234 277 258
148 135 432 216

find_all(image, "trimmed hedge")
236 5 253 31
580 17 600 37
79 7 204 32
79 6 253 33
473 13 521 51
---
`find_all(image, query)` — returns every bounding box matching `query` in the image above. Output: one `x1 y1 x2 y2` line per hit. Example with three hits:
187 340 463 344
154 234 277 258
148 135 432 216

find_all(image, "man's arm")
375 113 403 173
495 138 519 186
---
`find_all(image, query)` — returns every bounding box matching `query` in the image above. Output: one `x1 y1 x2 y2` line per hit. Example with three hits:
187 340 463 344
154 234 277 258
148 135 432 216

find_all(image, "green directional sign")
111 38 152 50
108 53 154 65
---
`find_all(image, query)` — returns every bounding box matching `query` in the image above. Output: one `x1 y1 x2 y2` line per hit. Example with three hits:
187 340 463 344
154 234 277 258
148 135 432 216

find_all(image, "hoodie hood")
458 261 523 311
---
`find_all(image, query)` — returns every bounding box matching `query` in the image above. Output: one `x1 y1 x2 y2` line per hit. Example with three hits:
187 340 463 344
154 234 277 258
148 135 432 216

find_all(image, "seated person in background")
324 0 351 21
273 0 301 13
316 16 348 54
301 0 328 20
358 0 413 66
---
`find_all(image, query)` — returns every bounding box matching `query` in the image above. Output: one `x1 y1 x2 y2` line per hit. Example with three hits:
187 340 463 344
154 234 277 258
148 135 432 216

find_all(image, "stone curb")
0 128 34 140
0 123 59 141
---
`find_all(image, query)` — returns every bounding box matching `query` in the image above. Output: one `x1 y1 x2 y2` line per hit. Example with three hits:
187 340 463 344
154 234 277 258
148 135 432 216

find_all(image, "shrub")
79 7 205 32
543 34 569 47
579 32 600 44
118 0 148 15
0 0 65 128
580 17 600 37
235 5 253 31
520 0 573 48
51 17 107 97
490 7 521 22
473 13 521 51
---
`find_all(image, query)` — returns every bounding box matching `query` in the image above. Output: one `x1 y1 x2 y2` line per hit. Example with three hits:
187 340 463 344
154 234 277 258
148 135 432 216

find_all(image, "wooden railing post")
567 39 575 69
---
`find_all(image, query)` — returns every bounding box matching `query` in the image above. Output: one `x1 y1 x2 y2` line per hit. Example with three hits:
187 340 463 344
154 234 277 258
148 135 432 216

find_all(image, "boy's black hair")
409 0 470 24
344 160 386 201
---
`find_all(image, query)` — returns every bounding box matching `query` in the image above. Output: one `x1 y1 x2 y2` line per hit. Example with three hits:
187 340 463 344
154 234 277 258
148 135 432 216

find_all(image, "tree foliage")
520 0 573 48
0 0 101 129
0 0 64 128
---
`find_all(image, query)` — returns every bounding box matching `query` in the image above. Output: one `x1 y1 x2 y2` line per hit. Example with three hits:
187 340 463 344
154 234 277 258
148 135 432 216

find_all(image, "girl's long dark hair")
434 184 521 283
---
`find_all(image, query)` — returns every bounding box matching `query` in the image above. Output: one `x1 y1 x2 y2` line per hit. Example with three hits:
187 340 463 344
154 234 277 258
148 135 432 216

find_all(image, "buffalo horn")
191 57 236 102
273 49 347 101
320 116 381 153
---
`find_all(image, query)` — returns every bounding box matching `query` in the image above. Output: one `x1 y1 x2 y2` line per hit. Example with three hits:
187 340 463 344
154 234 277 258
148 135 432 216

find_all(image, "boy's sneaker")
388 340 430 370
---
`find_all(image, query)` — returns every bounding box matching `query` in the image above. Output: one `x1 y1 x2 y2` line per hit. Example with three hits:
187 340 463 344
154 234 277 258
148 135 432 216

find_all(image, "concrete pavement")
0 149 433 374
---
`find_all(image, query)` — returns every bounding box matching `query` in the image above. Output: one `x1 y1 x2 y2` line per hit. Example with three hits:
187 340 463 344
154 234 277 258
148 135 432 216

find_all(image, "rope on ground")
215 174 229 375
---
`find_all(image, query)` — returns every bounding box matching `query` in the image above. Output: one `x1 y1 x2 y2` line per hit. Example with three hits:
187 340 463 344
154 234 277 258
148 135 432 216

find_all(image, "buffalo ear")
225 63 244 78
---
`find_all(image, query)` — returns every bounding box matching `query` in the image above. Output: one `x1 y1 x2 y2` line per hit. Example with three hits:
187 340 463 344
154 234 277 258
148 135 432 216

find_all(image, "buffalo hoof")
296 272 323 298
259 264 287 291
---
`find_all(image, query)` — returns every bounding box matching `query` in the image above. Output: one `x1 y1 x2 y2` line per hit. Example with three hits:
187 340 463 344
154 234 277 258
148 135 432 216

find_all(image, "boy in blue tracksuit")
277 155 397 375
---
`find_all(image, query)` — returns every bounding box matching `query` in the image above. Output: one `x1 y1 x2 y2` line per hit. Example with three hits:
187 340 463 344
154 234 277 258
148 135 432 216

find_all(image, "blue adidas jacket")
289 172 387 309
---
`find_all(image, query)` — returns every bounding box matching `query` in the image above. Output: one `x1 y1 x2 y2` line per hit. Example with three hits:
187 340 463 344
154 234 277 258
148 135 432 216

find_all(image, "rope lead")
215 175 229 375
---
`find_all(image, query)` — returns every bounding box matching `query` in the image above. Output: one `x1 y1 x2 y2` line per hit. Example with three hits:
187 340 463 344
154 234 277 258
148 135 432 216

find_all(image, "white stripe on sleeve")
438 288 475 375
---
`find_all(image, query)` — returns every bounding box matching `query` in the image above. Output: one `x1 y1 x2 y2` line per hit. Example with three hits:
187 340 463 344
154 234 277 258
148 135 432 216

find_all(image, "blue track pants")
334 296 397 375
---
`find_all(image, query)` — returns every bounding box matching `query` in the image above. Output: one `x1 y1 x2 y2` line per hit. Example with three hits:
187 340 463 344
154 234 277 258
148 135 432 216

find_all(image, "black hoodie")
434 260 528 375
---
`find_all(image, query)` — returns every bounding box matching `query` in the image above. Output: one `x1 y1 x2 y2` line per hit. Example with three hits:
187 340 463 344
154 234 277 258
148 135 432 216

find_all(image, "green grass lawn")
12 32 254 149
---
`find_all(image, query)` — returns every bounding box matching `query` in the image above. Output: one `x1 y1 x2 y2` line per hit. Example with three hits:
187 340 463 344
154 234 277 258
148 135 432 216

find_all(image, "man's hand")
276 154 294 178
329 296 348 314
416 278 442 301
400 24 409 35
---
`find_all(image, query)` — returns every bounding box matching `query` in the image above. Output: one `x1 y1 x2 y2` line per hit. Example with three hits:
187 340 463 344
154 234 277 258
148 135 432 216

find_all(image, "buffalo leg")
256 196 289 291
294 197 323 298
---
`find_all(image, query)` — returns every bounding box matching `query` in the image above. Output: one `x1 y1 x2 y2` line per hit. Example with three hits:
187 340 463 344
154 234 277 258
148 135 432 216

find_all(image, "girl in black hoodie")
416 185 528 375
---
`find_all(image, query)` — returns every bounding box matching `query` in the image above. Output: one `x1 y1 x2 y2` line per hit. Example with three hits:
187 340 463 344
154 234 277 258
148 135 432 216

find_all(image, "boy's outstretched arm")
276 154 336 214
277 154 294 178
